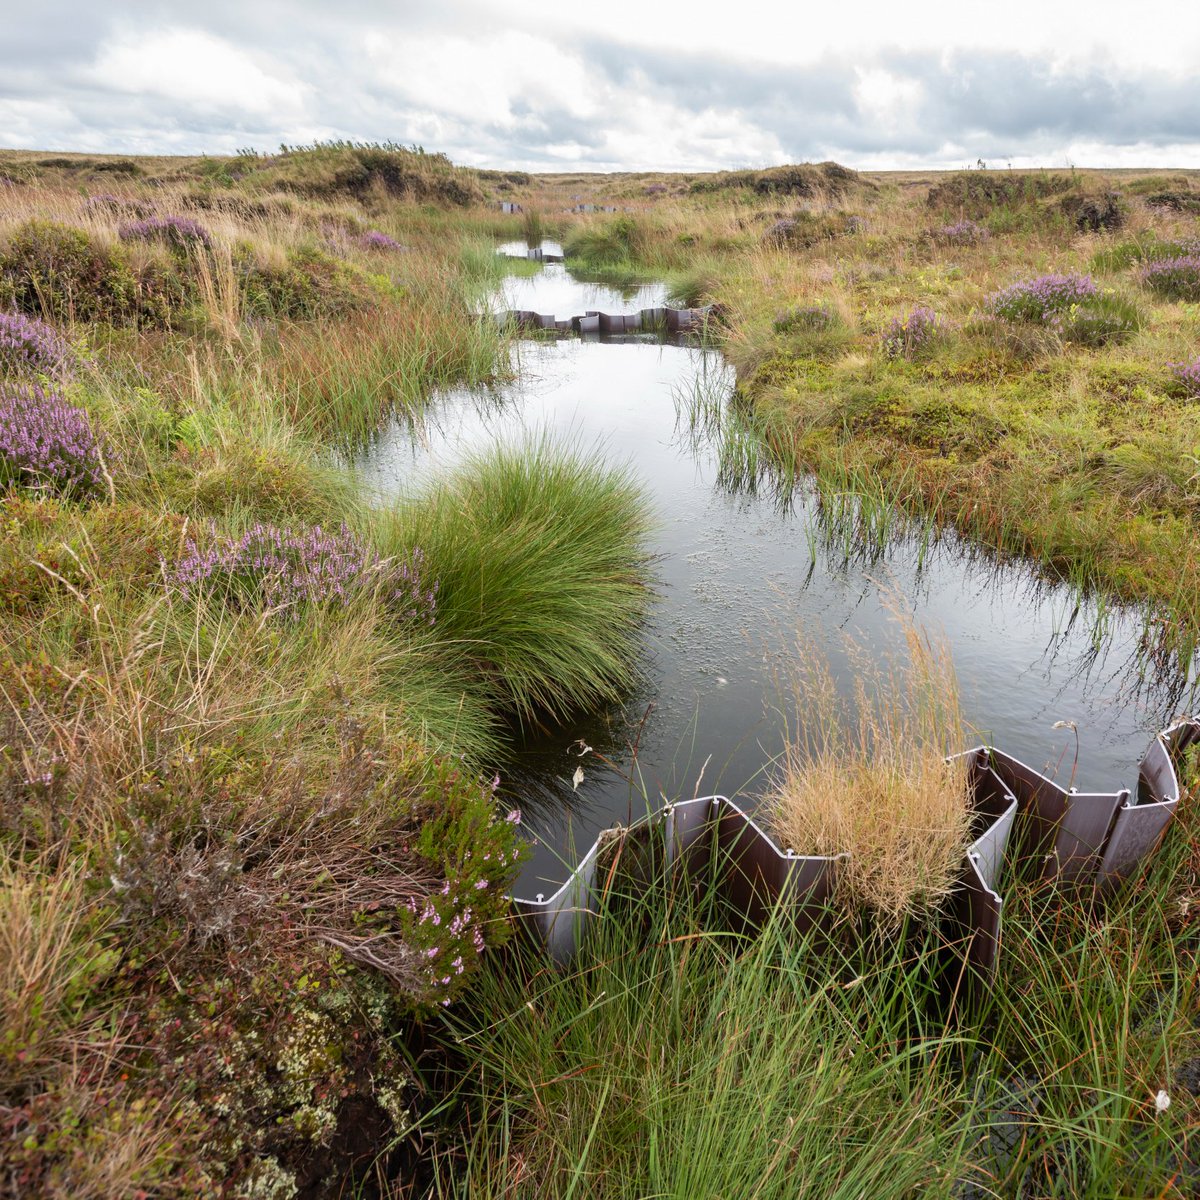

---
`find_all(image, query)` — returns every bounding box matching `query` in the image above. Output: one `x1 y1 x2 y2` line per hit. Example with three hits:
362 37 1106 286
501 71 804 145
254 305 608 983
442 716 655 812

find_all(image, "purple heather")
118 215 211 249
987 273 1098 323
0 312 75 380
883 306 941 359
0 381 102 496
166 521 438 622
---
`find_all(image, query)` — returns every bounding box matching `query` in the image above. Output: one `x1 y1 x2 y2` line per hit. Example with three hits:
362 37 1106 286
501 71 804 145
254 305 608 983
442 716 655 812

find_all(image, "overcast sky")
3 0 1200 171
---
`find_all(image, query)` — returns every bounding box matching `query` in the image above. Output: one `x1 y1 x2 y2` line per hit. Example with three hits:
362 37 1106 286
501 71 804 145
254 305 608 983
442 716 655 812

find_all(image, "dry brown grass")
0 854 118 1098
766 610 974 926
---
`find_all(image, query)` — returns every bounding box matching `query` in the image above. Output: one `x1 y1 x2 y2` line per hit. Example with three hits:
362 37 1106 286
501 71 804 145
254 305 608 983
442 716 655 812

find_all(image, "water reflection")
359 267 1197 895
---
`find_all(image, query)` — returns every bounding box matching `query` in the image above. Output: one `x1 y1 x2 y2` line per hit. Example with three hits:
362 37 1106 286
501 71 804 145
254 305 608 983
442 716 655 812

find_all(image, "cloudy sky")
3 0 1200 171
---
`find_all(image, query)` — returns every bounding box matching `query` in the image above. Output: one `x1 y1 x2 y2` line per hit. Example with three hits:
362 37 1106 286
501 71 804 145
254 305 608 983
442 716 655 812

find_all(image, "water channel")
360 253 1198 897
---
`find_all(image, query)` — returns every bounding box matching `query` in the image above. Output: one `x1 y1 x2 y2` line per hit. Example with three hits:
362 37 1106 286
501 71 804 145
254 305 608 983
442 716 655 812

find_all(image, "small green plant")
0 219 141 324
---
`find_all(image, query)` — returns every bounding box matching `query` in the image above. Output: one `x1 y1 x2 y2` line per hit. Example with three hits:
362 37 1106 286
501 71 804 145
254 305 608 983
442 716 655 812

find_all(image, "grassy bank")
0 146 654 1195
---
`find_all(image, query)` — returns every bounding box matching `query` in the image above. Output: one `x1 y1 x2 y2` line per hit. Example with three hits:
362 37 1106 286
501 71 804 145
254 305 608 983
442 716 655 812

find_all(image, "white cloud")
854 69 924 135
89 28 306 117
362 30 595 128
2 3 1199 168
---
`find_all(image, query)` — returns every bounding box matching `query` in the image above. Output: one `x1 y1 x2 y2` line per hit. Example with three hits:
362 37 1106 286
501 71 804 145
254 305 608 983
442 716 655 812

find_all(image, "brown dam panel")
985 750 1126 883
712 798 844 933
1098 719 1197 889
507 722 1192 981
496 305 715 342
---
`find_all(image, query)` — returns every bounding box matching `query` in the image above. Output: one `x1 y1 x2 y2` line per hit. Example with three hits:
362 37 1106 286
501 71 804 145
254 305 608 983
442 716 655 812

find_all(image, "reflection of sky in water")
488 261 667 318
360 268 1196 895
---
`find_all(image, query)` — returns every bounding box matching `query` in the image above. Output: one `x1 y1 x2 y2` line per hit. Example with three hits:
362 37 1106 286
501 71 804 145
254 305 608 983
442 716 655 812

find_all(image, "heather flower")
166 520 438 622
935 220 987 245
0 312 75 380
0 381 103 496
1169 358 1200 397
118 215 211 250
987 273 1098 324
1139 256 1200 302
883 306 942 360
356 230 407 252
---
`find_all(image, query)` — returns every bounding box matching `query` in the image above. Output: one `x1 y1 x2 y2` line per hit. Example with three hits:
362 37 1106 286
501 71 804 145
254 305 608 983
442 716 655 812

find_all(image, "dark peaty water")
359 263 1196 898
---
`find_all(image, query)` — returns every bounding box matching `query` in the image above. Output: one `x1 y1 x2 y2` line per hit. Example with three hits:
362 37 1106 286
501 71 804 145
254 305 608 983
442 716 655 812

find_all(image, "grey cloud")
2 7 1199 167
580 38 1200 161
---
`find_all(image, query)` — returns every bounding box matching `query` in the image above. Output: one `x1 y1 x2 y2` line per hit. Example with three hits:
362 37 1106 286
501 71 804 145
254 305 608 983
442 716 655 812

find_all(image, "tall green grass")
423 787 1199 1198
374 438 655 725
428 883 974 1198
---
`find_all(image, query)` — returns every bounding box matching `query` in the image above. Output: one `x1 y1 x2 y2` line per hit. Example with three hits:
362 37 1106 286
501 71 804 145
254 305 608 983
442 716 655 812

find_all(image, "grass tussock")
377 437 654 725
767 612 974 925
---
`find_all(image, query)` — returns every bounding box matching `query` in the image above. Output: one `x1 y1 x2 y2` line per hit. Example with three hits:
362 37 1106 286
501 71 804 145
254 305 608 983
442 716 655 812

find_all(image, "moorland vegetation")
0 143 1197 1197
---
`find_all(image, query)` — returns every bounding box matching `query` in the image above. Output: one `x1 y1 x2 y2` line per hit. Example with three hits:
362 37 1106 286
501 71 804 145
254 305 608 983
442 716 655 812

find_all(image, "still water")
361 261 1196 896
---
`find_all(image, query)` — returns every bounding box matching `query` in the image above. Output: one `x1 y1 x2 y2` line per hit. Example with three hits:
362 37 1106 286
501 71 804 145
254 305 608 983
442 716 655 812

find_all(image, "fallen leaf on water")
572 765 585 790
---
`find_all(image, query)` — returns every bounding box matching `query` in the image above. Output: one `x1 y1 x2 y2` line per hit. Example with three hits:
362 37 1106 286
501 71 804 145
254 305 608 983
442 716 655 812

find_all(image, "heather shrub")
0 220 139 324
0 382 103 497
167 520 437 622
1169 358 1200 397
0 496 185 616
882 306 944 360
235 243 371 319
118 214 212 250
988 272 1098 323
762 212 844 250
933 219 988 245
1139 255 1200 302
0 311 74 379
356 229 407 252
984 272 1138 346
0 708 521 1192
